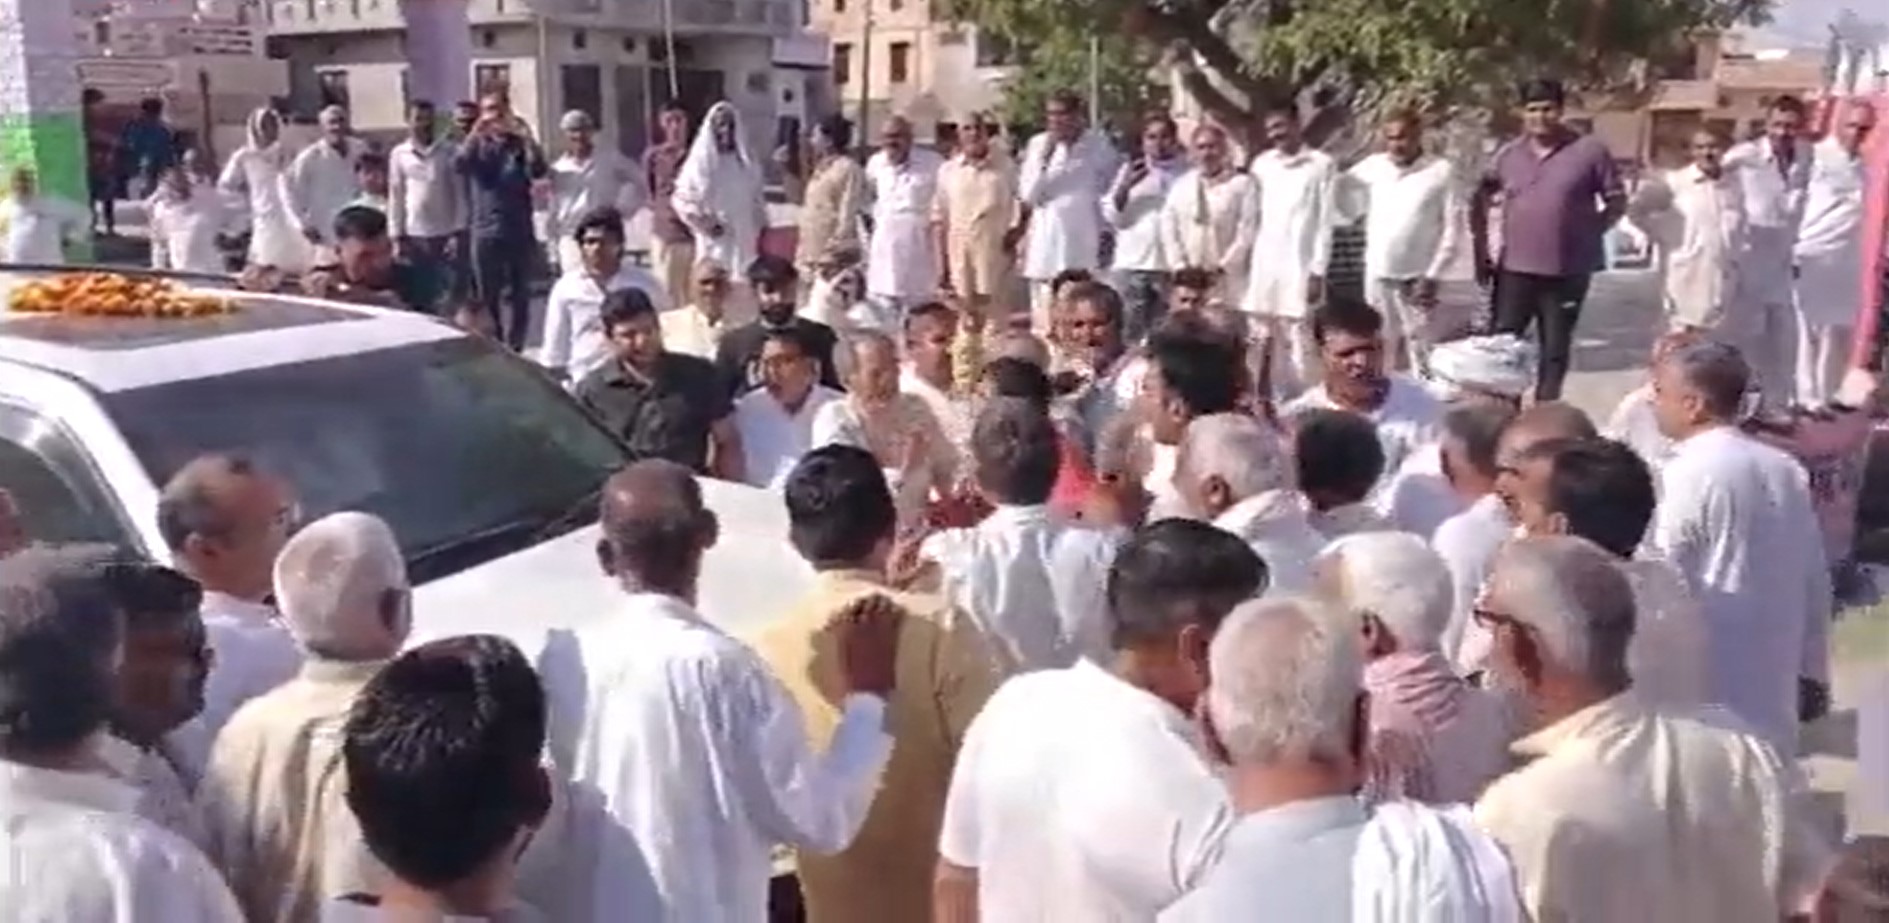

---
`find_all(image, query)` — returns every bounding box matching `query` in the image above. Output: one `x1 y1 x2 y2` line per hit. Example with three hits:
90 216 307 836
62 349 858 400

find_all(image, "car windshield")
100 337 630 583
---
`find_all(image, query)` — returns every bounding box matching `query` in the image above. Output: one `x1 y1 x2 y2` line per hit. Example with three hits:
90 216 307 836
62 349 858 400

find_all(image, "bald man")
197 512 411 923
158 454 302 785
865 115 947 323
540 460 905 923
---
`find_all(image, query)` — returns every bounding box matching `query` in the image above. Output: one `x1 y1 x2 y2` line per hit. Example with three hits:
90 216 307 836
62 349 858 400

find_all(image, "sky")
1750 0 1860 49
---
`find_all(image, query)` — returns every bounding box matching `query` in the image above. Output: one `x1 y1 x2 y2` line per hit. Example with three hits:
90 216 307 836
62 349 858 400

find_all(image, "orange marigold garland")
6 272 234 318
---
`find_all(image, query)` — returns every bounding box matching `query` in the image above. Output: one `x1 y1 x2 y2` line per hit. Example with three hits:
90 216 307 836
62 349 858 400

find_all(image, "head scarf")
673 101 756 216
244 108 289 168
1427 335 1537 400
1352 801 1526 923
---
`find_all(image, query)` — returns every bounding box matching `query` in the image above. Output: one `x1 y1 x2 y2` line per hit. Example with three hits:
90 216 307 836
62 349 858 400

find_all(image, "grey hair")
320 104 348 123
1441 402 1517 480
1487 535 1637 691
1315 532 1452 649
989 332 1051 369
1180 413 1291 501
274 512 409 661
156 453 263 553
833 329 897 382
1665 340 1750 420
1206 595 1364 766
0 544 125 755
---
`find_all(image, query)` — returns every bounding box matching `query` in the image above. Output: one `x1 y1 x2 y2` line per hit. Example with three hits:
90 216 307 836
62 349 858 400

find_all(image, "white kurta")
1373 443 1463 539
549 150 646 273
1649 426 1832 752
1793 137 1868 327
1604 384 1678 480
283 138 366 244
1283 376 1444 503
732 386 843 489
387 138 464 240
1244 147 1338 319
537 592 893 923
1341 153 1462 287
1208 491 1325 595
0 759 245 923
164 592 303 787
1103 156 1186 273
1725 138 1812 308
1158 169 1261 296
1629 164 1747 329
1017 131 1118 281
1434 494 1516 673
540 263 672 384
148 188 230 275
863 148 946 300
919 503 1122 674
219 146 308 270
0 196 86 264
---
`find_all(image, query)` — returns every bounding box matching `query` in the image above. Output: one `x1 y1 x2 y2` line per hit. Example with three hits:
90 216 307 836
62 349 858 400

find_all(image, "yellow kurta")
796 156 868 271
1474 693 1834 923
748 569 1000 923
933 154 1020 302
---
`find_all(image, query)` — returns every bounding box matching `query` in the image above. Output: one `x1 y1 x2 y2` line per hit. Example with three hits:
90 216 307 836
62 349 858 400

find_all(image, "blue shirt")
1159 796 1367 922
455 132 547 240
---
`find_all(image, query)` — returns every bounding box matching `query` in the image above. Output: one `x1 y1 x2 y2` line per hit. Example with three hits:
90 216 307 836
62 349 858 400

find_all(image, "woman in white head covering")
216 108 309 272
670 101 767 283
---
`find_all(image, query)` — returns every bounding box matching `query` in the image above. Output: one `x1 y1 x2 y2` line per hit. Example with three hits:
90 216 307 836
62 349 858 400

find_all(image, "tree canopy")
952 0 1776 145
994 32 1169 134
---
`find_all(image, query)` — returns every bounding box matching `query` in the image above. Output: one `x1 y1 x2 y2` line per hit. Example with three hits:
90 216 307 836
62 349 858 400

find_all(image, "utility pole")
1087 35 1100 124
855 0 874 147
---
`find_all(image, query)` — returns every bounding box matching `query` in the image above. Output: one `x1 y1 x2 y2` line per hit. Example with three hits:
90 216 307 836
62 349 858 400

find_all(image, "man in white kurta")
1245 111 1338 397
539 461 897 923
1159 124 1261 309
1172 413 1323 594
548 109 646 275
0 167 88 265
220 108 308 272
0 547 246 923
1340 112 1463 375
1646 340 1831 753
672 101 767 288
1724 99 1813 408
284 105 366 260
864 116 945 320
1104 115 1186 342
1792 101 1876 407
148 166 231 275
1629 128 1747 332
1018 92 1118 332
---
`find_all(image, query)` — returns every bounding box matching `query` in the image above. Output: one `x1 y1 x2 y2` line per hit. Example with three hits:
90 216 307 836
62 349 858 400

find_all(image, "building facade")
261 0 829 159
808 0 1015 142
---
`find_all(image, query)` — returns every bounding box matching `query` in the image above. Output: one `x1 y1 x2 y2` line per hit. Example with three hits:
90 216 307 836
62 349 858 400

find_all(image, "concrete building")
808 0 1016 142
260 0 832 159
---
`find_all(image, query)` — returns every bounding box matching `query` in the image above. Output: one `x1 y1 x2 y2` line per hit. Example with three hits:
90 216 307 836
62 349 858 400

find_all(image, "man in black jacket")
456 92 548 351
715 255 841 397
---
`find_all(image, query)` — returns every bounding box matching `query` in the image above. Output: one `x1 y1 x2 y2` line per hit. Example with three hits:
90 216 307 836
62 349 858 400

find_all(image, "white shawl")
1352 800 1525 923
670 101 765 272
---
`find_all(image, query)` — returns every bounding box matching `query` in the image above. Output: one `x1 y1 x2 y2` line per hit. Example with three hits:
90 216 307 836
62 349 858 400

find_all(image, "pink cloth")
1363 651 1513 806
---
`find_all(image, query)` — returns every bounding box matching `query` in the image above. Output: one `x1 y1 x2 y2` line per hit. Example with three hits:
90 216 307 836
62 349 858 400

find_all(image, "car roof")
0 268 462 393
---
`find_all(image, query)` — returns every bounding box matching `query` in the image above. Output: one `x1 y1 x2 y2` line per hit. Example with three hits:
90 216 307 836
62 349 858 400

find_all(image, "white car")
0 268 814 656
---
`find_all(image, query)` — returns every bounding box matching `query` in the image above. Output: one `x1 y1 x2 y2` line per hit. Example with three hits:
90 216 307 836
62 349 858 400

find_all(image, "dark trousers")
1488 269 1592 401
473 233 535 351
1119 270 1168 346
399 236 456 316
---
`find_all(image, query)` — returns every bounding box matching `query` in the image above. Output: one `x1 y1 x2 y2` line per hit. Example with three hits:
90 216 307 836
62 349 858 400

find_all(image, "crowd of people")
1 71 1886 922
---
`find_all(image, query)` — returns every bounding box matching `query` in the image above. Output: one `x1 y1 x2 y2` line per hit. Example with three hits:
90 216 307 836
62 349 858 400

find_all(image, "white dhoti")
1730 230 1799 408
866 212 938 308
1793 245 1862 407
1246 267 1318 398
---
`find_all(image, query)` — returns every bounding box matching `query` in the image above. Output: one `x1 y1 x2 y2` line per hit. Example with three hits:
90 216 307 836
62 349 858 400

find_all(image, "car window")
101 338 631 583
0 404 137 549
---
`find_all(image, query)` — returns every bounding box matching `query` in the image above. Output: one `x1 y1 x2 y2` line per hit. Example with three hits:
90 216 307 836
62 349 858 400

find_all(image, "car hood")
408 477 816 659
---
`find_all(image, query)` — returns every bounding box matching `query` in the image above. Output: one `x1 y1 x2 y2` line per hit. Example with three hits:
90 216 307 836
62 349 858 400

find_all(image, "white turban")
1427 335 1538 399
560 109 594 132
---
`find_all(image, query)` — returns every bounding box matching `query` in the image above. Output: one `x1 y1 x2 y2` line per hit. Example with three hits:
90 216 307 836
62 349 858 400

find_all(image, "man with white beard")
1171 412 1324 594
1646 340 1830 753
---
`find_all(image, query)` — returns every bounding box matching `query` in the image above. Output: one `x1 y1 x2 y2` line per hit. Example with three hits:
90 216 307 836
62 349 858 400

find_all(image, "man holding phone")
456 92 549 351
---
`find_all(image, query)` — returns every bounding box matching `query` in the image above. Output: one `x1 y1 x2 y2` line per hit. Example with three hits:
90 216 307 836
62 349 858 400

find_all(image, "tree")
993 32 1169 135
948 0 1775 148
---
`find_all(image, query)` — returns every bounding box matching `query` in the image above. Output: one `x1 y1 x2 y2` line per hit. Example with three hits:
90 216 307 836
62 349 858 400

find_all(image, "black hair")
355 152 388 173
344 635 548 890
761 324 816 360
1441 403 1518 481
1667 341 1750 419
971 398 1061 505
157 454 261 552
410 99 436 117
598 287 658 334
0 545 125 755
1309 296 1384 345
1047 89 1086 113
1770 95 1807 117
748 254 799 288
1169 267 1218 292
1518 78 1567 107
83 88 105 105
573 206 627 244
1050 269 1096 294
815 114 854 150
1538 439 1656 558
784 446 897 565
1062 280 1124 327
102 562 203 631
903 301 956 335
1292 409 1384 505
140 97 164 116
1106 519 1265 649
333 205 389 242
981 357 1053 408
1147 324 1242 418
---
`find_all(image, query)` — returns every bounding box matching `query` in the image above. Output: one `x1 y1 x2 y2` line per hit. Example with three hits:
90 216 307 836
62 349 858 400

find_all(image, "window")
833 42 853 85
889 0 903 10
834 0 846 11
475 63 512 97
317 69 352 110
562 64 604 128
102 339 631 584
0 405 133 549
889 41 911 83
